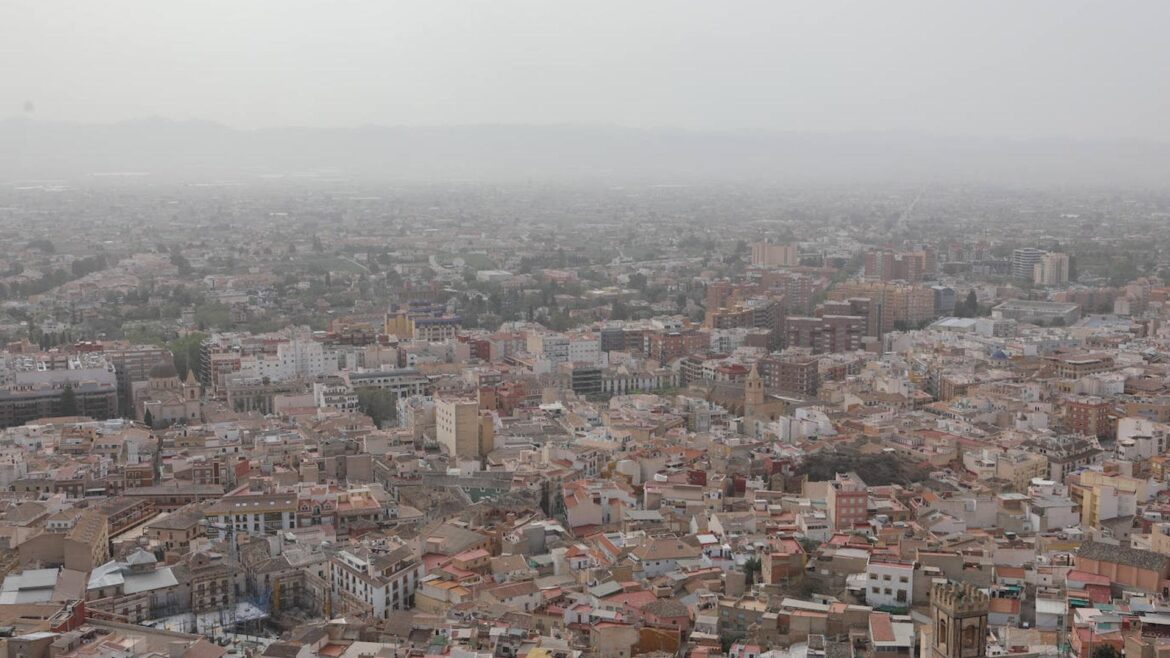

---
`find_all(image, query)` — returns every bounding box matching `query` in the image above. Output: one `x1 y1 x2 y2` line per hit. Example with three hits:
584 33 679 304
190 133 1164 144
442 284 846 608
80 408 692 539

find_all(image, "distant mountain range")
2 117 1169 187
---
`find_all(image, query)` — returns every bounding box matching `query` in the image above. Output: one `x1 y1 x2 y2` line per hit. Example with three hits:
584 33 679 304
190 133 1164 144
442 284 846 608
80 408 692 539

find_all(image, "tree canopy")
357 388 398 428
169 332 207 381
796 449 929 486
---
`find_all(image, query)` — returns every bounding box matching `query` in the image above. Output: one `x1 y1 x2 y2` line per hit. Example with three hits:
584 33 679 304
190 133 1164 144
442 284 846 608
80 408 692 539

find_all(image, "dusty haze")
4 1 1168 138
3 2 1170 185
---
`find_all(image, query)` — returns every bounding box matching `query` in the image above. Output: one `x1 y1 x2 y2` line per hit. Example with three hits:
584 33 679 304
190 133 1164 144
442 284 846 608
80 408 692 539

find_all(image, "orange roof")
605 590 658 609
989 598 1021 614
1066 569 1111 587
996 566 1027 579
869 612 895 643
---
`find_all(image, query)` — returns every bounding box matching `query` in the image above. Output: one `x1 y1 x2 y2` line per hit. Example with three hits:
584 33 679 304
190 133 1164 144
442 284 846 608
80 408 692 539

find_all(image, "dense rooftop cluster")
0 183 1168 658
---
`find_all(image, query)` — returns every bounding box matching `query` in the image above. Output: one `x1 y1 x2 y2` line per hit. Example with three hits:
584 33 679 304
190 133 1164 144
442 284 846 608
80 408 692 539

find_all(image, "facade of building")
345 368 430 399
929 581 989 658
0 354 119 427
102 344 170 412
785 315 865 353
758 355 820 397
992 300 1081 325
866 559 914 609
751 241 799 268
1011 248 1046 280
330 544 424 619
1033 252 1070 287
827 473 868 530
436 396 490 460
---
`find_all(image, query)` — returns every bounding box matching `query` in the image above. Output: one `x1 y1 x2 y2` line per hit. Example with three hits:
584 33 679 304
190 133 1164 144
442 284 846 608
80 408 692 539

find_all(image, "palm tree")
743 556 762 585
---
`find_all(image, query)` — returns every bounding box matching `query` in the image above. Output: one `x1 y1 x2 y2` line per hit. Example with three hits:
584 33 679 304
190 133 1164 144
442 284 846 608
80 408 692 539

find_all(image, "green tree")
60 384 78 416
357 388 398 428
168 332 207 381
743 556 762 586
169 248 193 275
28 238 55 253
797 450 928 486
194 303 230 330
1092 646 1120 658
611 301 629 321
798 537 821 555
143 409 154 428
959 290 978 317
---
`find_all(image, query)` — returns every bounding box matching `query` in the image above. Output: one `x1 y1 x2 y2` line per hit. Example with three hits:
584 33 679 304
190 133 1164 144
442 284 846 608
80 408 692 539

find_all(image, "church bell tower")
929 581 988 658
745 362 764 411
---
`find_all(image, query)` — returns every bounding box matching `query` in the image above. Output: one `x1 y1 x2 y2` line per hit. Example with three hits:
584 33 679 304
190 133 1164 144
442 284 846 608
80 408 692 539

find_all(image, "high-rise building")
436 396 492 460
863 248 935 282
644 329 709 364
102 343 171 411
705 281 738 312
704 297 782 332
1033 252 1070 287
932 286 957 316
1011 248 1046 280
751 241 799 268
758 355 820 397
864 250 897 281
829 281 936 333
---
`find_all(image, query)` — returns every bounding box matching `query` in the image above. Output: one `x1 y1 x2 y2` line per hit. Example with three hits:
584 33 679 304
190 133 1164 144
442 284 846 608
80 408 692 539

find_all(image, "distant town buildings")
751 241 799 268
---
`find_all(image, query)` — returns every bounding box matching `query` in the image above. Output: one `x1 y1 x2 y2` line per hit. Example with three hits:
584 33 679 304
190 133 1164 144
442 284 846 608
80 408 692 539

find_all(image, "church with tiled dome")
133 356 202 428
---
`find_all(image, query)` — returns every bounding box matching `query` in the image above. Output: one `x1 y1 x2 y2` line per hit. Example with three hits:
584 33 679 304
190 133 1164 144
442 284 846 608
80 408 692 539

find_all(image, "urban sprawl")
0 183 1167 658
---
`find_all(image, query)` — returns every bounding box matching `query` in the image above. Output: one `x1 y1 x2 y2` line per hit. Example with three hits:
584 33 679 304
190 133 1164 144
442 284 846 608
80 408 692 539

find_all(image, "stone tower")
929 581 988 658
745 362 764 411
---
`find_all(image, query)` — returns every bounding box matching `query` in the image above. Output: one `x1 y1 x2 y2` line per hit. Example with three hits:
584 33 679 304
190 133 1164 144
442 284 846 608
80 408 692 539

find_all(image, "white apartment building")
865 559 913 609
330 543 424 619
238 338 339 382
526 332 601 365
312 382 359 412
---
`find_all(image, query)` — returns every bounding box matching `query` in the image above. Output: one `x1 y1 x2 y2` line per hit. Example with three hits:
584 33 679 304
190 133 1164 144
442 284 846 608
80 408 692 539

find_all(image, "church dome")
148 358 179 380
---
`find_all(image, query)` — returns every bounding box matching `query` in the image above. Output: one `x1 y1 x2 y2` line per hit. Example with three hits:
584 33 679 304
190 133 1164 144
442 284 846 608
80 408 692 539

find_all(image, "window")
963 626 977 648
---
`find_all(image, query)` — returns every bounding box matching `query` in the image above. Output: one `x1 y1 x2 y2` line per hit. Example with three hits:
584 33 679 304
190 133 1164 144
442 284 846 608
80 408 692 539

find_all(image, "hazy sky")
4 1 1168 140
